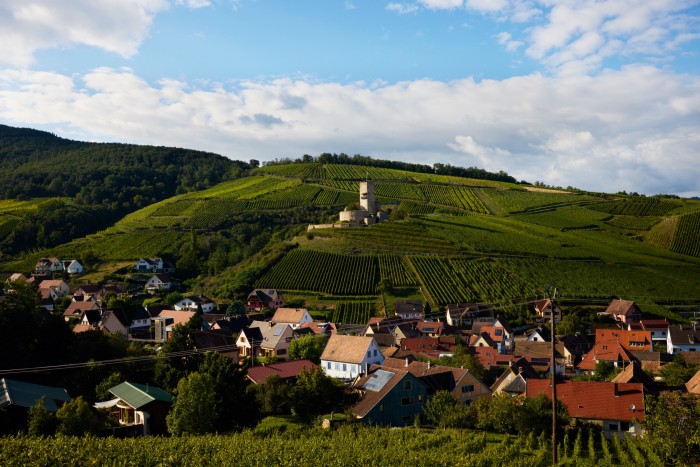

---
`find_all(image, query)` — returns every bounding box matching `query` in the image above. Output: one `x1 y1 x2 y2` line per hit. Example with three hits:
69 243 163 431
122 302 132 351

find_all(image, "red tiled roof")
246 359 317 384
526 380 645 421
685 369 700 394
576 341 635 371
595 329 652 351
352 365 410 418
605 299 637 317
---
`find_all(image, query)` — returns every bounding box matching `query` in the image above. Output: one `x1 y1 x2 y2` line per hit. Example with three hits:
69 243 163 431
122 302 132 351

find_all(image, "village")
2 253 699 448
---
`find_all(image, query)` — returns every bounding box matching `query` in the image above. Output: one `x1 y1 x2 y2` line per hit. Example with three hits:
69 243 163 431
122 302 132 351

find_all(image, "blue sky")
1 0 699 196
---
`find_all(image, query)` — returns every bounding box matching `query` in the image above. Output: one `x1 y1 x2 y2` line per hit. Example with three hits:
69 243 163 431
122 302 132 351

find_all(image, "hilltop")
0 124 249 253
5 154 698 324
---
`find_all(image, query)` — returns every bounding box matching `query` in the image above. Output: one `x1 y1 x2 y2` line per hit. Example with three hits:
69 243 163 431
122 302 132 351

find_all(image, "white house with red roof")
145 274 172 293
270 307 313 329
320 334 384 380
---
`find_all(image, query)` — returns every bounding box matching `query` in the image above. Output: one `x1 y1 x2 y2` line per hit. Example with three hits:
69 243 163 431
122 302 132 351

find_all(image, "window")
373 349 377 357
620 422 630 431
401 397 413 406
404 380 412 391
367 351 371 358
277 349 286 355
462 384 474 393
608 423 619 432
327 362 331 370
335 363 340 370
342 363 347 371
418 395 423 403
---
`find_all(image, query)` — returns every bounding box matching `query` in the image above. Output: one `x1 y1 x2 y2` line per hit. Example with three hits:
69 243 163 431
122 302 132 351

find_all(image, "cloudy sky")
1 1 699 196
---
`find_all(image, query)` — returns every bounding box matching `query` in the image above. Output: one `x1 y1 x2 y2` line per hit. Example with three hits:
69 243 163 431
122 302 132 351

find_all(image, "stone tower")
359 181 375 212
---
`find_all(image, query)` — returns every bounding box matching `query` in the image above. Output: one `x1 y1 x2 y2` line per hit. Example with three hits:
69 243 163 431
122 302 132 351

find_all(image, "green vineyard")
378 254 416 287
670 211 700 257
589 198 681 216
332 301 375 325
255 249 379 296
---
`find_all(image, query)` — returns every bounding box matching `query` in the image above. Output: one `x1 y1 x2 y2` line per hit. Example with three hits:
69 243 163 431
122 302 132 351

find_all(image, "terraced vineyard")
332 301 375 324
606 215 661 231
485 189 600 214
255 249 378 295
588 197 681 216
670 211 700 257
378 254 416 287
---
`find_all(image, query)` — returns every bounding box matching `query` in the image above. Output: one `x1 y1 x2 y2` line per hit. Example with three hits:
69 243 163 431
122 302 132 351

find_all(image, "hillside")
9 160 699 323
0 125 249 253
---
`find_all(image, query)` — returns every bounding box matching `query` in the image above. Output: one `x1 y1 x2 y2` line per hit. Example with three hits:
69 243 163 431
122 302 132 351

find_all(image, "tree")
659 354 699 386
167 372 217 435
641 391 700 465
94 371 123 402
27 397 56 436
198 352 258 430
226 300 246 317
249 375 292 415
423 390 469 429
288 334 328 363
55 396 98 436
289 367 345 420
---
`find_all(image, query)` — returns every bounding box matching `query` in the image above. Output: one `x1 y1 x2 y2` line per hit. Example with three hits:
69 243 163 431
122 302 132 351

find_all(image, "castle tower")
359 181 375 212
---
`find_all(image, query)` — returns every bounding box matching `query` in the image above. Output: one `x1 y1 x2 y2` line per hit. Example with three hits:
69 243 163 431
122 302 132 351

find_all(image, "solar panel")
363 369 394 392
273 327 284 336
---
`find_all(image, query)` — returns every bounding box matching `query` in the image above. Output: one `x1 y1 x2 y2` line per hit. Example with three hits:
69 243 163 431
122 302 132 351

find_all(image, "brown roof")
63 301 100 317
72 324 94 333
320 334 377 364
685 369 700 394
158 310 195 327
526 380 645 422
612 362 657 393
604 299 637 317
352 365 410 418
246 359 317 384
382 357 470 382
271 308 309 324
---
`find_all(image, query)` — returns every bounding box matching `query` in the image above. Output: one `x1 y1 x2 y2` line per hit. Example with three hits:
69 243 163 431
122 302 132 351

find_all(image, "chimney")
613 382 618 397
405 358 409 367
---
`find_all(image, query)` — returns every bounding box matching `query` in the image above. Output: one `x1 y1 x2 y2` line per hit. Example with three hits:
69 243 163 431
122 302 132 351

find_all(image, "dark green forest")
0 125 250 253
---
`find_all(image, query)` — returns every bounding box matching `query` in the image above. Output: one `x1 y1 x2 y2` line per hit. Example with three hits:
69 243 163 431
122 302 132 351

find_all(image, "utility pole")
545 284 559 465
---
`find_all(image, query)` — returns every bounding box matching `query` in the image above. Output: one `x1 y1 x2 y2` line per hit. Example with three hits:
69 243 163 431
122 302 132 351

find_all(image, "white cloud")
175 0 211 7
0 0 169 66
1 65 698 196
386 3 420 14
418 0 465 9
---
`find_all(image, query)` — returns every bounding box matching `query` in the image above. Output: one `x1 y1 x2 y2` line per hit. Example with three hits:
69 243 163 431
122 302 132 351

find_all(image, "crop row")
606 215 660 231
398 201 435 215
0 216 18 240
255 249 378 295
670 211 700 257
378 254 416 287
588 198 680 217
332 301 374 324
150 199 199 217
485 189 598 214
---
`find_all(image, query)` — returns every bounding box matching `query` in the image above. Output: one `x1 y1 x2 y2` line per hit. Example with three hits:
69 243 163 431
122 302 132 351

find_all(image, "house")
34 257 64 274
135 258 174 273
145 274 173 293
80 308 102 327
391 323 419 345
73 285 101 302
628 319 670 342
270 307 313 329
191 330 238 362
576 341 637 374
39 279 70 299
445 302 493 328
129 307 152 332
400 336 458 359
603 299 641 324
382 357 491 406
246 289 284 312
63 300 101 321
394 300 424 320
595 328 652 352
415 321 445 338
65 260 84 275
351 365 428 426
0 378 71 431
472 318 514 351
558 334 593 368
173 296 216 313
246 359 317 384
534 298 562 322
99 310 130 336
490 358 541 396
321 334 385 380
3 273 28 293
152 310 196 341
667 324 700 354
470 332 501 352
296 321 336 336
514 340 566 374
527 327 551 342
235 321 295 360
526 380 645 439
611 361 658 395
98 381 173 435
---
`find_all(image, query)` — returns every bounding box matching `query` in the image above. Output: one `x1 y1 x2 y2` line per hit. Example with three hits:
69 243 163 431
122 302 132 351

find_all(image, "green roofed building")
0 378 72 431
99 381 173 436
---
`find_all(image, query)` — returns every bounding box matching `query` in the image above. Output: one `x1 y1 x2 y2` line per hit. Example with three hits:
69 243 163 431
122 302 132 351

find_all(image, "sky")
0 1 699 197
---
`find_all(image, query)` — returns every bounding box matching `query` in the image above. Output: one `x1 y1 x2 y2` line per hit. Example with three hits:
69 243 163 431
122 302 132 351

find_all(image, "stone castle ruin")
338 181 387 225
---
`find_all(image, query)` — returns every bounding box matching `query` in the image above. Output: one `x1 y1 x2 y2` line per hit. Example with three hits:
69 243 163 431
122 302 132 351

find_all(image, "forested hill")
0 124 249 254
0 124 248 204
